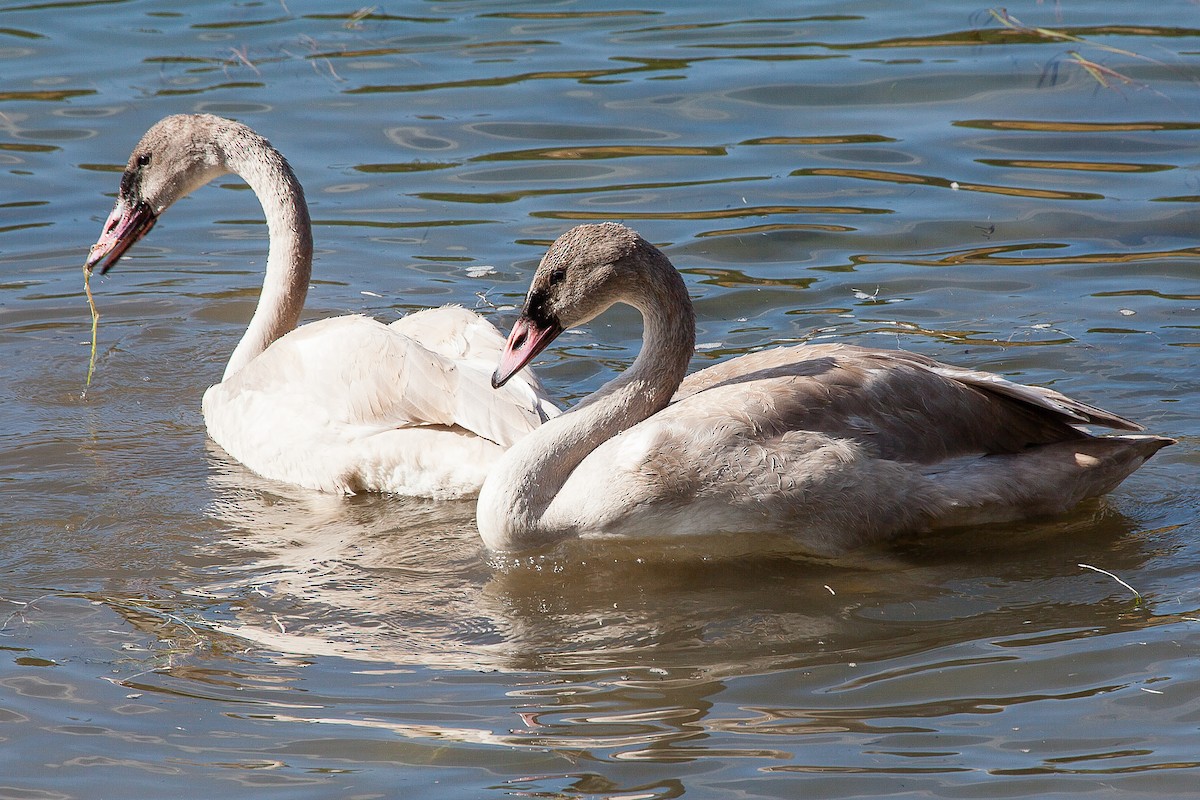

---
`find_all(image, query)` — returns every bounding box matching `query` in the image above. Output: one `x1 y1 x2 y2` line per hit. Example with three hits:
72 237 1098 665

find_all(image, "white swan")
85 113 557 498
478 222 1173 553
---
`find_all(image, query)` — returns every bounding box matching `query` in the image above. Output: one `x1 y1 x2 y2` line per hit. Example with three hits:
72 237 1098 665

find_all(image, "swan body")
86 114 556 497
478 222 1173 553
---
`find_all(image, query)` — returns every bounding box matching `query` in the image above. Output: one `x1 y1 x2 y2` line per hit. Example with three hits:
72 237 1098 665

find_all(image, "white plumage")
86 114 556 497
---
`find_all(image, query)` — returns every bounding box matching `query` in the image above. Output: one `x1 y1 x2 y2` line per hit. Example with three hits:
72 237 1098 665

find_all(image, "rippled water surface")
2 1 1199 797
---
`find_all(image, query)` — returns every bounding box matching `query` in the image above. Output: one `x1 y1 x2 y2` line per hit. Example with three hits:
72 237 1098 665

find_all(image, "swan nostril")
512 331 527 350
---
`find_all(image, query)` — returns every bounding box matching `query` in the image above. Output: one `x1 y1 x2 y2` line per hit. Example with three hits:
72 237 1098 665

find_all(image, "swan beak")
85 196 158 275
493 314 562 388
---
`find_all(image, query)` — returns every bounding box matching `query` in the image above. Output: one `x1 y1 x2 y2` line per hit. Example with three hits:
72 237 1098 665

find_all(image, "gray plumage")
477 222 1172 553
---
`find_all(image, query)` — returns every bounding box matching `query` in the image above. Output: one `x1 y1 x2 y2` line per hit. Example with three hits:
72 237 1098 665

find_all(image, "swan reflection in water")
152 443 1164 760
196 440 1154 678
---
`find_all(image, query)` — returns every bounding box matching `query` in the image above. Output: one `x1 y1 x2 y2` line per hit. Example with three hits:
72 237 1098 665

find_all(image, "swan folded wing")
673 343 1141 464
561 379 1162 551
389 306 559 425
920 361 1142 431
222 314 551 448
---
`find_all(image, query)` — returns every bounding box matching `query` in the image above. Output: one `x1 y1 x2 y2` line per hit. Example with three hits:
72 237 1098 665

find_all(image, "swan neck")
220 127 312 381
478 256 694 550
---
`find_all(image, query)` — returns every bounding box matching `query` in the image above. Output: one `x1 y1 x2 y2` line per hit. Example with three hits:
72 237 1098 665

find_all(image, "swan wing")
218 313 553 448
556 343 1163 547
388 305 560 439
674 342 1141 463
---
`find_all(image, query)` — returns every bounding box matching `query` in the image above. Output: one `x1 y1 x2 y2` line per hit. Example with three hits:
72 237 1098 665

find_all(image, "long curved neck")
477 259 696 551
218 126 313 381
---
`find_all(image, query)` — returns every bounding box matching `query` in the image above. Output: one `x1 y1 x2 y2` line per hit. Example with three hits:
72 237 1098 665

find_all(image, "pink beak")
492 315 563 388
85 196 157 275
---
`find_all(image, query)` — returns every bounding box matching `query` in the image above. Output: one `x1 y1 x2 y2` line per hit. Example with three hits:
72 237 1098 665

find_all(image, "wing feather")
673 343 1139 463
217 311 557 449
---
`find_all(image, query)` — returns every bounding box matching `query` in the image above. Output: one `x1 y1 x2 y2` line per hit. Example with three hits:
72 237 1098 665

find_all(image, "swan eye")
549 267 567 285
135 153 151 168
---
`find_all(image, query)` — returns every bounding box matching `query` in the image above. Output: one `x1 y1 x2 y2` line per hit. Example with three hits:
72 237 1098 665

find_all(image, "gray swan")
478 222 1172 553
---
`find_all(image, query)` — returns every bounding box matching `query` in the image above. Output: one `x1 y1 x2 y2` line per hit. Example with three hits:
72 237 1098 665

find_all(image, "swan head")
86 114 241 274
493 222 667 387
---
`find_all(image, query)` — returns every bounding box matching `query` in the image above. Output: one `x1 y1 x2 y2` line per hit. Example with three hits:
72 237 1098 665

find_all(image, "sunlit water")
2 1 1198 797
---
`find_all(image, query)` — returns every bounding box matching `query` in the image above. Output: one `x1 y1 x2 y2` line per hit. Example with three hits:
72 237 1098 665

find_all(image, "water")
2 0 1198 796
